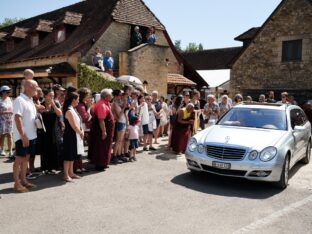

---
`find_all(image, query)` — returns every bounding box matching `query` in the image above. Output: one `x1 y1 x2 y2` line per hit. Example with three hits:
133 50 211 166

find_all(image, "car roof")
234 102 290 110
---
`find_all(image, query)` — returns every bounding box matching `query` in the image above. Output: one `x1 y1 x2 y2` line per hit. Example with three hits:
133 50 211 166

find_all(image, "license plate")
212 161 231 169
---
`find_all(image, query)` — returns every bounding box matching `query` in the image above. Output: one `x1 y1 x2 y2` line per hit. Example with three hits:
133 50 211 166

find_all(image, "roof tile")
167 73 196 86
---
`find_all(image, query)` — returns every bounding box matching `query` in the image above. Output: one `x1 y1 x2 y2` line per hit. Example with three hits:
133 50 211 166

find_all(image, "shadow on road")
171 172 284 199
289 162 307 179
0 163 103 194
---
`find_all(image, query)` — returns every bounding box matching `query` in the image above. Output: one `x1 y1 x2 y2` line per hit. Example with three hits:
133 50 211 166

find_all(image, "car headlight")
248 150 258 160
260 147 277 162
188 138 197 152
197 144 205 154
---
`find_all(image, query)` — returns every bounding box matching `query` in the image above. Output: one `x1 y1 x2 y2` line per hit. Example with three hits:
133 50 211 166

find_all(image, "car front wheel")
301 141 311 164
275 155 290 189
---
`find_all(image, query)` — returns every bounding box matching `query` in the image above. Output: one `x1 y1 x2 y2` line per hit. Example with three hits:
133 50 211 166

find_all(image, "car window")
299 109 308 125
290 109 304 128
218 108 287 130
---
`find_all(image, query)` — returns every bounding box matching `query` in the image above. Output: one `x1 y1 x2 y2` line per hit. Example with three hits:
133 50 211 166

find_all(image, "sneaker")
143 147 148 151
110 156 119 165
149 146 157 151
26 173 38 180
0 150 6 157
133 157 137 161
118 155 128 163
8 155 15 161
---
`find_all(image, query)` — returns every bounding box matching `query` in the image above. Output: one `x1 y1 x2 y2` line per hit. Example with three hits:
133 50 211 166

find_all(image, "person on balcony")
146 27 156 45
131 26 142 48
104 50 114 76
92 47 105 71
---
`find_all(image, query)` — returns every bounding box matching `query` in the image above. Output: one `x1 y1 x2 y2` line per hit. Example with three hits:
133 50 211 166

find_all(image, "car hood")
195 125 287 150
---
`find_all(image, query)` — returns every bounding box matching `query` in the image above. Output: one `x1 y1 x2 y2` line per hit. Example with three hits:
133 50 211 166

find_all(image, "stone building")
0 0 206 96
230 0 312 103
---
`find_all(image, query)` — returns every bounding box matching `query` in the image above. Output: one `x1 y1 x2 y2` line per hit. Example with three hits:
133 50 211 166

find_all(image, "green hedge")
78 63 123 92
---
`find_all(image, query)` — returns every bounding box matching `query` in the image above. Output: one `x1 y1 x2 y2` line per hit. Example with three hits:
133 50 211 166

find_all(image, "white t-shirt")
13 93 37 141
148 105 156 131
128 125 139 140
139 102 149 125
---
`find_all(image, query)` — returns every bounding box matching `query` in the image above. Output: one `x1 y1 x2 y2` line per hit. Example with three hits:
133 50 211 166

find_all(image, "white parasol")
116 75 143 86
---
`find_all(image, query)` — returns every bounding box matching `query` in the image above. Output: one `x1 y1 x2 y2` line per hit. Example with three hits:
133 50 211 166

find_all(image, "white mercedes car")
186 103 311 189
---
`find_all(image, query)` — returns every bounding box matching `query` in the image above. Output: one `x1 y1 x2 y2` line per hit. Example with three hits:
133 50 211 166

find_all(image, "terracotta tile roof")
0 0 167 64
167 73 197 86
113 0 165 30
234 27 260 41
182 47 243 70
0 0 120 63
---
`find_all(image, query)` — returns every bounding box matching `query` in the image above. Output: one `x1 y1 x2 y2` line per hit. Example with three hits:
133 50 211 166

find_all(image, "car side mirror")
294 125 305 132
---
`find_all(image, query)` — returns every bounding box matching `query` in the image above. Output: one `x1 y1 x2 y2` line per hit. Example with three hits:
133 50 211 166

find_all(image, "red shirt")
94 99 111 120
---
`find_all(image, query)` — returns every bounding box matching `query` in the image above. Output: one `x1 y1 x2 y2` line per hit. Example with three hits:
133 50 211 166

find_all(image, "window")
290 109 304 128
282 39 302 62
55 27 66 43
30 34 39 48
6 40 14 52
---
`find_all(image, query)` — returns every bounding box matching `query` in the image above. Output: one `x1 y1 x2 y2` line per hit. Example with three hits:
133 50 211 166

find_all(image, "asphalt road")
1 137 312 234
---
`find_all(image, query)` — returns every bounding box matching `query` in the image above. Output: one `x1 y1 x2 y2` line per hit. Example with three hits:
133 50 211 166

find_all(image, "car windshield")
218 108 287 130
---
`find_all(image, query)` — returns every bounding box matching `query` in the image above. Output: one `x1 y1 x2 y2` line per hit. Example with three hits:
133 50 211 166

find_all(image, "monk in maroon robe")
88 89 115 171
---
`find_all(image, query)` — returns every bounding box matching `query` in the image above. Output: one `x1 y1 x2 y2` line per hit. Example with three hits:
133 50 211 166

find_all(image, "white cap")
0 85 11 92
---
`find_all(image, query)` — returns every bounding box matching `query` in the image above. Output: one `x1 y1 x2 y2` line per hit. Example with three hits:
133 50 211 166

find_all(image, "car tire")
275 155 290 189
301 141 311 164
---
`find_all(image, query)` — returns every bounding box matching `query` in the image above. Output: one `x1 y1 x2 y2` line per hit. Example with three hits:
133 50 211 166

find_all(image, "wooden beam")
0 72 75 79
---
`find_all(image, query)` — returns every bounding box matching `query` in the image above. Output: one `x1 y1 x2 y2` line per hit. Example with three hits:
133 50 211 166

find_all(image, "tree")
0 17 24 29
184 42 200 53
174 40 182 52
198 43 204 51
174 40 205 53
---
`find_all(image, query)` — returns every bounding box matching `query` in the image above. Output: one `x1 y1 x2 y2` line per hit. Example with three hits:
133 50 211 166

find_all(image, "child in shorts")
127 117 140 162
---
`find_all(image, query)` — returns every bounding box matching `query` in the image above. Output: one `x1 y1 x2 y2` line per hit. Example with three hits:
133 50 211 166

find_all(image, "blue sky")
0 0 281 49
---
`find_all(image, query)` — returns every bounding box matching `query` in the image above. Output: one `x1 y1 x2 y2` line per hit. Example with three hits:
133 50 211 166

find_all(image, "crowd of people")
0 67 300 193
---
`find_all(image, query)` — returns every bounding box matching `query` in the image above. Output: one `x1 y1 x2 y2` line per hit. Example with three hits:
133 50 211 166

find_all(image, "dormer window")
30 33 39 48
6 40 14 52
55 27 66 43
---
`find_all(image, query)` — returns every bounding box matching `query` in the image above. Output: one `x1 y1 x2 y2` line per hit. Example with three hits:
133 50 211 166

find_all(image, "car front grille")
206 145 246 161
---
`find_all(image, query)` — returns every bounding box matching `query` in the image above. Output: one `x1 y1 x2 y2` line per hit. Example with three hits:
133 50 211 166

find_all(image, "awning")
197 69 230 88
167 73 196 86
0 62 76 79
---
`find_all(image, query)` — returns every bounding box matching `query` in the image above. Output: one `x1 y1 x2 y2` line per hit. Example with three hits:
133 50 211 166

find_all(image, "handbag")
35 113 46 132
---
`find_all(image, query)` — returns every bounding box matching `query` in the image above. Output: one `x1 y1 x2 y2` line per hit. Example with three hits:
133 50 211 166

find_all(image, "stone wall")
84 22 131 72
231 0 312 100
120 45 169 96
85 21 183 77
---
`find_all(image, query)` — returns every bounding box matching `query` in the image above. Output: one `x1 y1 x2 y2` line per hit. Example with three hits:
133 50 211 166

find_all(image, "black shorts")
156 119 160 128
15 139 36 157
129 139 138 150
142 124 149 135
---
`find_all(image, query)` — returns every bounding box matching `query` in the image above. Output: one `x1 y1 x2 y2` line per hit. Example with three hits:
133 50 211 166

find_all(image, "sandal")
64 177 74 183
22 182 37 189
14 186 29 193
70 174 81 179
